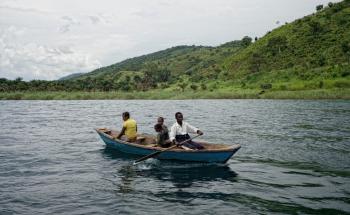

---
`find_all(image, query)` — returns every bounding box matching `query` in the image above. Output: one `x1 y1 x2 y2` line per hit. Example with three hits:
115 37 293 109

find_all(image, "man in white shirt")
170 112 204 150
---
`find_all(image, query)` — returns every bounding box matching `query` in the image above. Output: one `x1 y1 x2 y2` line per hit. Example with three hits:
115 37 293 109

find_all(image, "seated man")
116 112 137 142
154 123 172 148
169 112 204 150
157 116 169 134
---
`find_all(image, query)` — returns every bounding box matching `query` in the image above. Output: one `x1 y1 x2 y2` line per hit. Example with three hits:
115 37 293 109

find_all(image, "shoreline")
0 89 349 100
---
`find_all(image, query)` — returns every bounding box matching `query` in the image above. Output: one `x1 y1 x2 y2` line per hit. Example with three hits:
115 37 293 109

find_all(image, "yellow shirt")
123 118 137 139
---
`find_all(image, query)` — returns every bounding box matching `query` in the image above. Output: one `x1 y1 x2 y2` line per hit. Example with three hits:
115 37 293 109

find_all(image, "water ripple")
0 100 349 214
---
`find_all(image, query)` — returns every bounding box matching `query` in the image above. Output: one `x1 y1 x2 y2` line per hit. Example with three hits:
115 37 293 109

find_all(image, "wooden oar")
133 134 202 165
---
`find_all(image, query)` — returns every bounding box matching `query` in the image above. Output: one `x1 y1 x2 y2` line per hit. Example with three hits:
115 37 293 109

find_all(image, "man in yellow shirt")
116 112 137 142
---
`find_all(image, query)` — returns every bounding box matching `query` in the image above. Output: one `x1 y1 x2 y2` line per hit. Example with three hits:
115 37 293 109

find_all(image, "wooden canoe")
95 128 241 163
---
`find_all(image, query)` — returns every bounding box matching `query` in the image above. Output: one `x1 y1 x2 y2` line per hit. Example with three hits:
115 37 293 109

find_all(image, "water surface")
0 100 349 214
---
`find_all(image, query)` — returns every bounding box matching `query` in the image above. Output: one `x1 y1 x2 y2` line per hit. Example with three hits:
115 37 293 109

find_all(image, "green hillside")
59 73 84 80
1 0 349 99
67 0 350 92
222 1 350 85
68 40 246 91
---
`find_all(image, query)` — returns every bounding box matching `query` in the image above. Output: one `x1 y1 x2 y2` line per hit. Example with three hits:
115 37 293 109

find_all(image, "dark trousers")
175 134 204 150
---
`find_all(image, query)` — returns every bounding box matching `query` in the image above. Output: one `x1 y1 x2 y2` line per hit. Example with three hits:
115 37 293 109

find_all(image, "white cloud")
0 0 341 80
0 26 101 80
58 16 80 33
88 15 101 24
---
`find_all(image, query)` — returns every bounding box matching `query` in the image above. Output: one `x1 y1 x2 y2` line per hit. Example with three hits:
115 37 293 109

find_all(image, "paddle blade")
132 134 201 165
133 151 162 165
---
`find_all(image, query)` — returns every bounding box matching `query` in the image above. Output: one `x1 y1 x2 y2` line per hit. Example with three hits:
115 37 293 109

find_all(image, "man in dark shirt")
157 117 169 136
154 123 172 148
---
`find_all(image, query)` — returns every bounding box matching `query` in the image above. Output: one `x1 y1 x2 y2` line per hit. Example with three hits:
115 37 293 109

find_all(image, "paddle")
133 134 202 165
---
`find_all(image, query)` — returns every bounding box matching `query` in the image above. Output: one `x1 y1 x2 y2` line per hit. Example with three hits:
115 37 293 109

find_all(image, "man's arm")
155 133 162 146
186 122 203 135
169 124 176 143
116 126 126 139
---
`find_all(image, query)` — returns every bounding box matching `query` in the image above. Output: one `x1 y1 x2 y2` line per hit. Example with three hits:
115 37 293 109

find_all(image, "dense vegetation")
1 0 349 99
222 0 350 90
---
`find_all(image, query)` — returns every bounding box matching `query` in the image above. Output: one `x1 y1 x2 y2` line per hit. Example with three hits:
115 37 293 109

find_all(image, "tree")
178 82 188 92
319 81 324 88
142 63 158 89
121 83 131 91
316 4 323 11
200 83 207 90
190 84 198 91
141 63 171 90
242 36 252 47
331 2 343 13
133 75 142 83
341 41 350 53
15 77 23 82
341 41 350 63
0 78 9 92
249 52 264 73
266 36 288 55
309 20 323 34
260 83 272 90
157 68 171 82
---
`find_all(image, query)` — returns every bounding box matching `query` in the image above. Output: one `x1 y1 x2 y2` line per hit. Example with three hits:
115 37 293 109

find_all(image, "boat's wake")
134 158 161 170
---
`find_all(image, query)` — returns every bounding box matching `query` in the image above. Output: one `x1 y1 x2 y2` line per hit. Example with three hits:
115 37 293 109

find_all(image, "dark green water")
0 100 349 214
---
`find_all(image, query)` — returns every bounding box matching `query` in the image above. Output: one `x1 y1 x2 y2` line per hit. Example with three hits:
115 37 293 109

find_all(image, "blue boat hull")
96 130 240 163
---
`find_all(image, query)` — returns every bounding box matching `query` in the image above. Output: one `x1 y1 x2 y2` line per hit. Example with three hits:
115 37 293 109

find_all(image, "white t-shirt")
169 121 199 141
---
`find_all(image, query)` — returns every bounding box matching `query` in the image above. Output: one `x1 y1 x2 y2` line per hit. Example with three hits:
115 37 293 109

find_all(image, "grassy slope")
221 1 350 90
1 88 349 100
74 42 244 82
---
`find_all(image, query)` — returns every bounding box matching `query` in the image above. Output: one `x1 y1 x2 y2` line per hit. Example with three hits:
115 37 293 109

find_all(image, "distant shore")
0 89 349 100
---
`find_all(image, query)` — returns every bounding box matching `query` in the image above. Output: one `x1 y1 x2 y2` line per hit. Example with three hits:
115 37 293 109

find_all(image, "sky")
0 0 340 81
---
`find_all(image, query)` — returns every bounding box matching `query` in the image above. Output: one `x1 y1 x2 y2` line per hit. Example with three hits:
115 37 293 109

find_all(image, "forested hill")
222 0 350 82
64 0 350 91
59 73 83 81
66 40 247 91
1 0 349 93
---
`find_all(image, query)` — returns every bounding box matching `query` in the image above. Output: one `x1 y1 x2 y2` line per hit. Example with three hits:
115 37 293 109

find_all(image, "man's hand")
172 139 179 146
197 130 204 135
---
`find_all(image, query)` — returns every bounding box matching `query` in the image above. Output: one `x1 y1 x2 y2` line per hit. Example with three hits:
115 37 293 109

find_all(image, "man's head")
154 123 162 132
122 112 130 121
175 112 183 124
157 117 164 125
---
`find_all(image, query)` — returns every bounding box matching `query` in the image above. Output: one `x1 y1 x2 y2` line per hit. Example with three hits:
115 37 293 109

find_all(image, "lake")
0 100 349 214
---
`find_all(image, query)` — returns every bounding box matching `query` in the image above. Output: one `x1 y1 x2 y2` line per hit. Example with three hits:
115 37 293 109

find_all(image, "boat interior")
97 128 238 151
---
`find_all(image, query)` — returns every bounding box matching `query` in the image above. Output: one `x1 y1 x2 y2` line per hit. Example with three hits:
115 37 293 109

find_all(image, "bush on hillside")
266 36 288 56
260 83 272 90
333 80 350 88
242 36 252 47
249 52 264 73
316 5 324 11
190 84 198 91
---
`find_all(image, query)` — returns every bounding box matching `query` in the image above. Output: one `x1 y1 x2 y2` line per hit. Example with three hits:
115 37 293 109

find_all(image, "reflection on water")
102 147 140 161
118 165 137 193
141 164 238 188
103 148 238 190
